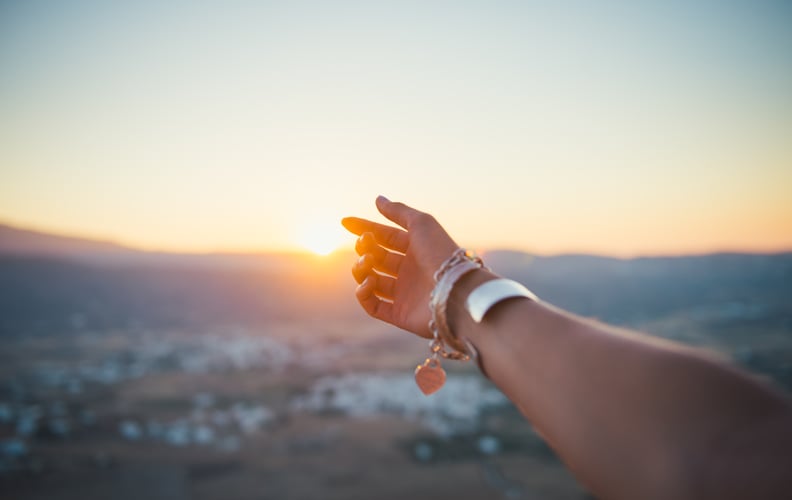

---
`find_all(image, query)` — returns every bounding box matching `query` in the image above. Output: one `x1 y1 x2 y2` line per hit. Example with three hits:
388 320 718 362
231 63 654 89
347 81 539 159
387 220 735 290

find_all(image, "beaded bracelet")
414 248 486 395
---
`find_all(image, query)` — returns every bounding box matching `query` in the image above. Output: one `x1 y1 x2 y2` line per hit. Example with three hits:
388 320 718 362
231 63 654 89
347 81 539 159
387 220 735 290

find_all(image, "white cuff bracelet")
466 278 538 323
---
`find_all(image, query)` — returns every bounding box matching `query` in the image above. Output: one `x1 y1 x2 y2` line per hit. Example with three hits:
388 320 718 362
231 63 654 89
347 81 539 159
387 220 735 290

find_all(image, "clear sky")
1 1 790 256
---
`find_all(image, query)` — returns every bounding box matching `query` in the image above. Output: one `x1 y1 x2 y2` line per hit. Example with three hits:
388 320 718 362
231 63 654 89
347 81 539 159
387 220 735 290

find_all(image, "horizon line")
1 218 791 261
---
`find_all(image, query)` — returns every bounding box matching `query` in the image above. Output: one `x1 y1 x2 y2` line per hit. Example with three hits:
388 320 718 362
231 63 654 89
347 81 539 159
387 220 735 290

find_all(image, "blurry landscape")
0 223 791 499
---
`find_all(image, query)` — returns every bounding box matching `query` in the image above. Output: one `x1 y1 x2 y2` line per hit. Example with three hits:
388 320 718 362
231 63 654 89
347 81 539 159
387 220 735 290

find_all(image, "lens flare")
296 220 347 256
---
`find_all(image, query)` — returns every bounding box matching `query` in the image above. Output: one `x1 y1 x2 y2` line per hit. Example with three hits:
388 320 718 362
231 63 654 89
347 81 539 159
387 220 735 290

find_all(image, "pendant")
414 357 446 395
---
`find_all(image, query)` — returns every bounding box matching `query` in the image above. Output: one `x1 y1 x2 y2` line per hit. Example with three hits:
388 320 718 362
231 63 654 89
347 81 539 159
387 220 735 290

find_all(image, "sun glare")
296 220 348 256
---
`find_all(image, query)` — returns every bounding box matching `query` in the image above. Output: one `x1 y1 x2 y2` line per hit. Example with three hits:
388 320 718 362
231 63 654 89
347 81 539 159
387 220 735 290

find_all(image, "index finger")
341 217 409 253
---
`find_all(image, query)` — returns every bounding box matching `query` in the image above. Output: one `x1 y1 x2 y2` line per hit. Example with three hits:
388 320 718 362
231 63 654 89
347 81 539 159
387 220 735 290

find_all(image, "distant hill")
1 222 791 343
0 222 314 270
0 223 136 260
485 250 792 326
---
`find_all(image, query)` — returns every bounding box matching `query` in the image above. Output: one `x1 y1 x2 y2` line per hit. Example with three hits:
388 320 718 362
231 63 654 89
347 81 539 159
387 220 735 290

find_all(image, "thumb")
375 195 423 230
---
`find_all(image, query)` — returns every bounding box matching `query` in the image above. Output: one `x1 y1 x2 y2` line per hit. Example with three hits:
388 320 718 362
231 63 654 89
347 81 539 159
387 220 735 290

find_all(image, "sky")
1 0 791 256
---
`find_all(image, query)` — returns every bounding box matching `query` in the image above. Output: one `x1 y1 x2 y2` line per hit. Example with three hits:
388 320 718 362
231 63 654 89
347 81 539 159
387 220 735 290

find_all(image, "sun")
296 220 348 256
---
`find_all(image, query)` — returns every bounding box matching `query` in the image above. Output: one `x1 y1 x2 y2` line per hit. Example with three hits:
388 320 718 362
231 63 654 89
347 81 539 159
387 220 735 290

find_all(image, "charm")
414 357 446 395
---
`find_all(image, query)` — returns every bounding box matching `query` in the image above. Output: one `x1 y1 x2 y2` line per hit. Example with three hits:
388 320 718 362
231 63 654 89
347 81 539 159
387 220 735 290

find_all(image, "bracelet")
414 248 487 396
414 253 538 396
430 260 480 355
433 248 484 282
466 278 538 322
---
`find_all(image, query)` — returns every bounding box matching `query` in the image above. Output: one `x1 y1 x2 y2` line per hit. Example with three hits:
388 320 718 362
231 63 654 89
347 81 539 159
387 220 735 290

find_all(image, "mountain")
485 249 792 326
0 222 319 270
0 223 136 260
0 222 358 335
1 222 791 343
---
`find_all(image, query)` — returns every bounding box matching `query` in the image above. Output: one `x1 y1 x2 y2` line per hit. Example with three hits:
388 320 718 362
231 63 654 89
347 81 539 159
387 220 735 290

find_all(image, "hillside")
0 224 791 500
0 223 134 260
1 222 791 343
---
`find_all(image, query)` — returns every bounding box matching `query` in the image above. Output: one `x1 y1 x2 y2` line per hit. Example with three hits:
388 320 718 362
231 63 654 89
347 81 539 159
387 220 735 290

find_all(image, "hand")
341 196 460 338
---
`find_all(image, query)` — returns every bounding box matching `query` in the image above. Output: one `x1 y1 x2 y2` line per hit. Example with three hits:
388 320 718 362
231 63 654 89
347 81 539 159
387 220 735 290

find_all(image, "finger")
352 254 374 284
371 273 397 299
342 217 408 253
354 232 378 256
356 233 403 277
375 195 427 230
356 270 397 300
356 276 395 323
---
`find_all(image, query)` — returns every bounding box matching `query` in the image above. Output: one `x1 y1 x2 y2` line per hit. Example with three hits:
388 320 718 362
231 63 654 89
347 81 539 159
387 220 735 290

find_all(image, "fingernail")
376 195 390 203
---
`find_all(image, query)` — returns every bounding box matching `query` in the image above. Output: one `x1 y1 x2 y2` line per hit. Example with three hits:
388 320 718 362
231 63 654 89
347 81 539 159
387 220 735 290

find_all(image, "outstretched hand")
341 196 460 338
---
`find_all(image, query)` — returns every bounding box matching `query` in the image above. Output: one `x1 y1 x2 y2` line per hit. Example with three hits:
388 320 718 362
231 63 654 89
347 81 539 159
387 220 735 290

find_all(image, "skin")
342 196 792 500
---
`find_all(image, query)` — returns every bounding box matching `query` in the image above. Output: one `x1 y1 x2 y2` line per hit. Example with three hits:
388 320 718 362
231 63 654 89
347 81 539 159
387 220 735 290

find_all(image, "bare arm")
450 269 792 499
342 197 792 500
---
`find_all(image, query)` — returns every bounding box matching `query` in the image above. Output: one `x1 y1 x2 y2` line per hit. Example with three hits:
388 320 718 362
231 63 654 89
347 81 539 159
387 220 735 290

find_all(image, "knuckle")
352 261 370 283
412 212 435 227
356 233 371 252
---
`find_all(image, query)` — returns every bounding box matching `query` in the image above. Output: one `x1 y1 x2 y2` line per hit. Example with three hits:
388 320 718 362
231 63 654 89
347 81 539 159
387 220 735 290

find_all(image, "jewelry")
415 248 487 395
466 278 538 322
414 357 446 396
433 248 484 282
430 260 480 354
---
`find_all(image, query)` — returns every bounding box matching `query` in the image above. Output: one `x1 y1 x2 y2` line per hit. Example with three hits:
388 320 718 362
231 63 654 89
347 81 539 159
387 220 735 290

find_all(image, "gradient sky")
1 1 790 256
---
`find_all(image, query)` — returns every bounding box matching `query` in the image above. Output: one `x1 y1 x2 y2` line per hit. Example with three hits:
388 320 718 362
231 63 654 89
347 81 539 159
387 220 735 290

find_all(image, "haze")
1 1 790 256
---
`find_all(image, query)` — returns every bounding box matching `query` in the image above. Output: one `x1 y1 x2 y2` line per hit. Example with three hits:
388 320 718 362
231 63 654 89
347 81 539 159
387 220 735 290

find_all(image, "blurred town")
1 223 791 499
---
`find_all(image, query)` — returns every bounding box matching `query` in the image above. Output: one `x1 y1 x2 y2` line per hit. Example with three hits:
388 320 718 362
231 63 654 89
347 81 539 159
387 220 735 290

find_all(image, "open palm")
342 196 459 338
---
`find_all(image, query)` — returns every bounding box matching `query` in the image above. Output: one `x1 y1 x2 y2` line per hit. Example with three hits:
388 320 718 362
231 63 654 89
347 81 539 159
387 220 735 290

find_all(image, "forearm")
345 198 792 498
448 269 792 499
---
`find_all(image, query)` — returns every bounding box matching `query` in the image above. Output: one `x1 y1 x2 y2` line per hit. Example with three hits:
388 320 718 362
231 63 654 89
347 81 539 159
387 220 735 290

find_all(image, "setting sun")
296 220 348 256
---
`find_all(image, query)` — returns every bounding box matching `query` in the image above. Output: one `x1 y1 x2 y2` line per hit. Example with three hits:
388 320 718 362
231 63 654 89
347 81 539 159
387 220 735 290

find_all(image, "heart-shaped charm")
415 358 446 395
